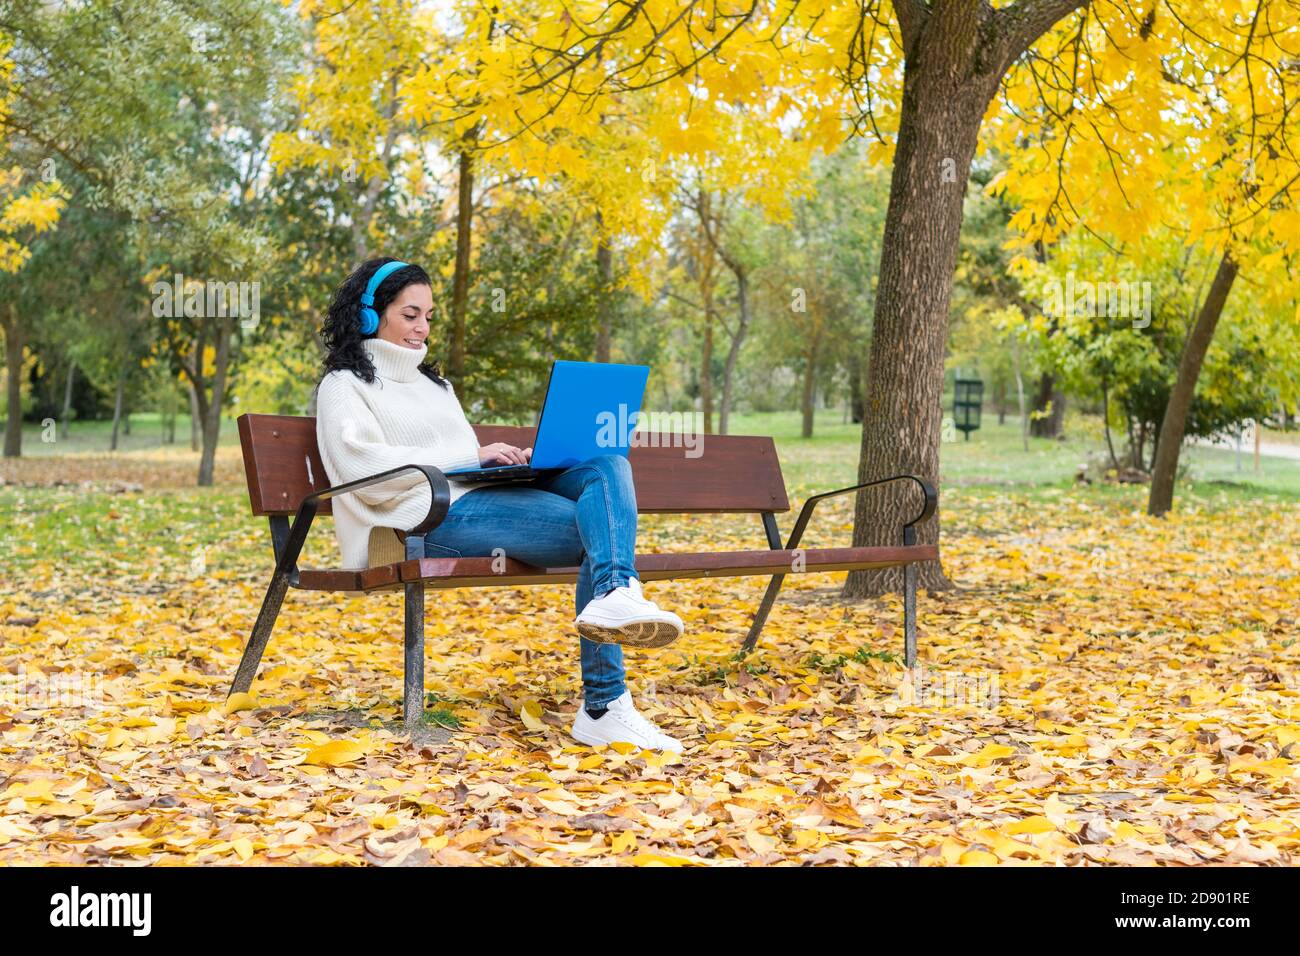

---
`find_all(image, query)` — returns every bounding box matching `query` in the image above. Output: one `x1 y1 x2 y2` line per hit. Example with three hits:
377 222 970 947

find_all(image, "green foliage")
1011 231 1295 467
451 203 605 421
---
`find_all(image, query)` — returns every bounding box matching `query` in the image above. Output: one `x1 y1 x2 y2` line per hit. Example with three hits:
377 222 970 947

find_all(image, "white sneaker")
575 576 684 648
571 690 684 752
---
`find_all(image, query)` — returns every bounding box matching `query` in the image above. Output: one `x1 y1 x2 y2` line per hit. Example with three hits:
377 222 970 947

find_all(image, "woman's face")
376 282 433 350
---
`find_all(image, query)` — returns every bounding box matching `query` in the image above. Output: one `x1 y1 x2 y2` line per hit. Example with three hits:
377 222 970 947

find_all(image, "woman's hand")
478 442 533 466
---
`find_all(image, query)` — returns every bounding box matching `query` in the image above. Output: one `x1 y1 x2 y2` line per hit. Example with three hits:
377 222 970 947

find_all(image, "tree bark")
189 380 201 451
595 211 614 363
1148 252 1239 516
801 325 821 438
197 316 234 486
848 355 864 424
163 384 176 445
1029 371 1065 438
188 335 202 451
449 149 474 387
699 313 714 435
717 262 750 435
2 311 22 458
110 368 126 451
844 11 1005 597
60 360 75 440
1101 376 1119 470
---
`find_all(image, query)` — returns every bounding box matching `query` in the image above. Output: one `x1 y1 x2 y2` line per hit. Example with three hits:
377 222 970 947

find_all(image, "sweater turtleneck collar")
364 337 428 383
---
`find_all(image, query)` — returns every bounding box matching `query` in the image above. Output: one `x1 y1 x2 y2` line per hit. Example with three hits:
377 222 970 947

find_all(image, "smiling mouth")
402 337 425 348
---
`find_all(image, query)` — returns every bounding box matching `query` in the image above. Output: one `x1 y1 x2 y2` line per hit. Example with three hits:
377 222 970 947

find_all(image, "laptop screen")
531 361 650 470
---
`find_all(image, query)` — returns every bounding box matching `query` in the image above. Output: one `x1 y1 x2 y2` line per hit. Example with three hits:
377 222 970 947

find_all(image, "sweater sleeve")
315 373 481 506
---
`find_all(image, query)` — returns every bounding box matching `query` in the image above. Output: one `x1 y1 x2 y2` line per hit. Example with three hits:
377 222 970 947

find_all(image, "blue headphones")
358 260 411 335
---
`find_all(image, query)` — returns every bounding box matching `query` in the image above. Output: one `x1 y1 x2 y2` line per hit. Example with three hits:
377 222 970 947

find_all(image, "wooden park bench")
230 413 938 728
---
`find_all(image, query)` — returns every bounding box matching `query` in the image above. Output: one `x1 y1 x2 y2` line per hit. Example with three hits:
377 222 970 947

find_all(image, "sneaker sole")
571 726 682 752
577 618 682 649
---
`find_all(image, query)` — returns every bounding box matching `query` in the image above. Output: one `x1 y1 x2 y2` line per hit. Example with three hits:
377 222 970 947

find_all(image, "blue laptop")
445 360 650 482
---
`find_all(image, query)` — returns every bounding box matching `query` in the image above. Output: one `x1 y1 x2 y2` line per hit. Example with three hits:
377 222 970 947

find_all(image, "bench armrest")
276 464 452 582
784 475 938 550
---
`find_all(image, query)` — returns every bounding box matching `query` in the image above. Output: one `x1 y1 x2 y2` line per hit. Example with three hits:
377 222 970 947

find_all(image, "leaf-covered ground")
1 448 1297 865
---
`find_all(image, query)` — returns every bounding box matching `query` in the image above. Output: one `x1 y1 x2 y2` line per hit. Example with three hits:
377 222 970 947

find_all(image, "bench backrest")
237 413 790 517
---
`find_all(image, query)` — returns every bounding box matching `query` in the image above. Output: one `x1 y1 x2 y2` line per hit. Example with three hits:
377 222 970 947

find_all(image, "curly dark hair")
318 257 449 388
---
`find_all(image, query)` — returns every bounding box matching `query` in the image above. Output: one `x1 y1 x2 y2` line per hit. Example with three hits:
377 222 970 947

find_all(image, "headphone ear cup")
359 307 378 335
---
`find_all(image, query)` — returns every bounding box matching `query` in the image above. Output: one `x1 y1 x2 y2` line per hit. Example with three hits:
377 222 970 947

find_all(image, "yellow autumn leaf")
609 831 637 854
224 692 258 715
1004 816 1055 835
303 739 370 767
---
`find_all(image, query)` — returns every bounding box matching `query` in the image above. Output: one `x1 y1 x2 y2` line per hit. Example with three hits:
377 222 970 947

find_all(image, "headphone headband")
361 260 410 306
358 260 410 334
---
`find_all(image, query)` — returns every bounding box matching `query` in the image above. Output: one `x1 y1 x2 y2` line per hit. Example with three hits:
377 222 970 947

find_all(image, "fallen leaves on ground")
0 478 1297 866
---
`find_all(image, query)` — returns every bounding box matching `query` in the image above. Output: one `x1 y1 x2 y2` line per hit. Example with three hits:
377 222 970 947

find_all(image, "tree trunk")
162 378 177 445
1029 371 1065 438
595 212 614 363
1148 253 1239 516
2 312 22 458
189 381 201 451
110 369 126 451
699 314 713 435
848 355 864 424
844 21 1004 598
197 316 234 486
60 360 75 441
1101 376 1119 470
717 265 750 435
188 336 202 452
1014 352 1028 452
449 150 474 387
801 327 821 438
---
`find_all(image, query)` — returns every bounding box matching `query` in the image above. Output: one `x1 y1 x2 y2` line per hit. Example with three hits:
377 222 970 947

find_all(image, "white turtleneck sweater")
315 338 483 570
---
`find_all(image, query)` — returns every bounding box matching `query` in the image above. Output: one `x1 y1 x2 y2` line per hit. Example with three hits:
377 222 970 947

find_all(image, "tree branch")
890 0 927 55
997 0 1091 69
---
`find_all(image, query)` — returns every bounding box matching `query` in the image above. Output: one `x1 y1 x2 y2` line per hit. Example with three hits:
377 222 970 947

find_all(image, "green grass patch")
807 646 899 673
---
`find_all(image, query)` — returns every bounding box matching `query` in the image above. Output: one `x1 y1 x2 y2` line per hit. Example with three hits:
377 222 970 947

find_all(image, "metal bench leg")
903 562 918 668
402 532 427 731
403 580 425 730
740 573 786 654
229 569 290 697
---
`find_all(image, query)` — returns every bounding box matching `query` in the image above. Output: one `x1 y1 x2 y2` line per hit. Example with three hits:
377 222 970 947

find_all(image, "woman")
314 258 686 752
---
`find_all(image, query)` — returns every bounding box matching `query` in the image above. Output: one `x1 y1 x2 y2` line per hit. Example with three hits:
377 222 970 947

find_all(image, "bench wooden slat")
472 424 789 514
294 545 938 592
238 413 790 519
294 568 363 590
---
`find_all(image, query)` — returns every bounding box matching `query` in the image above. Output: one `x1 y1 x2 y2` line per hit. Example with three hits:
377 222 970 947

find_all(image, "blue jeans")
421 454 637 707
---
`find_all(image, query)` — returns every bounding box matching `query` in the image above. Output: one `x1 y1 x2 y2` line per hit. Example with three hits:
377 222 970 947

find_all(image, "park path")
1191 435 1300 462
